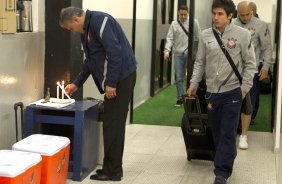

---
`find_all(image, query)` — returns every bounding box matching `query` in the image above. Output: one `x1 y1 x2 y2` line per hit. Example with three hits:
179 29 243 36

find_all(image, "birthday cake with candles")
30 98 75 108
29 80 75 108
49 98 74 104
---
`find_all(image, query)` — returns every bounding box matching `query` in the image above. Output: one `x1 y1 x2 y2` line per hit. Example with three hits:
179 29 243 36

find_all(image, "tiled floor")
67 124 277 184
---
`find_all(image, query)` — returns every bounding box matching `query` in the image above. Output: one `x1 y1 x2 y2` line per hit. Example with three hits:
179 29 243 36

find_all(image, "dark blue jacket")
73 10 137 93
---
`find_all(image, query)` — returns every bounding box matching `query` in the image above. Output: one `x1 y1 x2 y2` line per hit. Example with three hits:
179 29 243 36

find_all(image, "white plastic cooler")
0 150 42 184
12 134 70 184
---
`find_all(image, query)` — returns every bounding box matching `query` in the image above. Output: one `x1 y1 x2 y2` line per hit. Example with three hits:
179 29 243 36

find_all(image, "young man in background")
164 5 201 106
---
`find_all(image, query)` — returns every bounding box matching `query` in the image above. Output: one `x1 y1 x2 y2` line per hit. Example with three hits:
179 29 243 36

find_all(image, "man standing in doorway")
59 7 137 181
188 0 256 183
235 1 273 150
164 5 201 106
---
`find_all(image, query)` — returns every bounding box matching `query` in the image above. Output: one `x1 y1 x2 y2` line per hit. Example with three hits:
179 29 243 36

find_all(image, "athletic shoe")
213 176 227 184
175 99 183 107
238 135 248 149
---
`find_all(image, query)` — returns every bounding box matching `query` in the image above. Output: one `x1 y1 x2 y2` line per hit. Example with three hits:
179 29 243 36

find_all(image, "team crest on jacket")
227 37 237 49
207 102 213 111
248 27 256 36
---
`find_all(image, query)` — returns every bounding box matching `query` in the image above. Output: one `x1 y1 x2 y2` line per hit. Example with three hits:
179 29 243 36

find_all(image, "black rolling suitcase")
181 94 215 161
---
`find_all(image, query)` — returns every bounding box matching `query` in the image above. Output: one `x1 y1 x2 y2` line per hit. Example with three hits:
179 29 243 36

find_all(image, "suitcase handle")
182 94 205 133
14 102 24 142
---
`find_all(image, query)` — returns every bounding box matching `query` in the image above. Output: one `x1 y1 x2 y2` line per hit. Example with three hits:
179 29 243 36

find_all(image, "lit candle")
56 82 71 100
61 80 65 99
57 81 59 99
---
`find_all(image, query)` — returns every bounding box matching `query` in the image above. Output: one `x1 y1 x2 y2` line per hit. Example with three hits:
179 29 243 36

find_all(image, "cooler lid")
0 150 42 178
12 134 70 156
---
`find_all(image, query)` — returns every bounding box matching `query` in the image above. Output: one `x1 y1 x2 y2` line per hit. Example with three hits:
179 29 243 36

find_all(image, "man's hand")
241 90 247 99
164 52 170 61
258 69 268 81
64 83 78 96
187 87 197 97
105 86 117 99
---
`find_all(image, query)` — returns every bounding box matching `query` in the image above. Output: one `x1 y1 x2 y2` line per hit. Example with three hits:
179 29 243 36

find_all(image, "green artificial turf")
133 85 184 126
133 85 272 132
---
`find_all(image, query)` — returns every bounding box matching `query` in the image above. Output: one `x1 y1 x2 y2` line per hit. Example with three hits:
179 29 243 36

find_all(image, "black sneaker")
175 99 183 107
213 176 227 184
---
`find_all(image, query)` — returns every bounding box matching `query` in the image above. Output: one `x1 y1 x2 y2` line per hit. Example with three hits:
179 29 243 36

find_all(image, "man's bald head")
237 1 253 24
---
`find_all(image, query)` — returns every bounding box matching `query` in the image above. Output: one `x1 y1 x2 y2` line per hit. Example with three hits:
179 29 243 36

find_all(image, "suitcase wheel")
187 150 193 161
211 151 216 160
187 154 191 161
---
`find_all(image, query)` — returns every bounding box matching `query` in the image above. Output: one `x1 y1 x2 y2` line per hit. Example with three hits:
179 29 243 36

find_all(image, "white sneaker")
239 135 248 150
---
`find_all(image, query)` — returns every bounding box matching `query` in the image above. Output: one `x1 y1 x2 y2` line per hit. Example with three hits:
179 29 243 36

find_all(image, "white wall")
274 7 282 152
136 0 153 19
83 1 133 18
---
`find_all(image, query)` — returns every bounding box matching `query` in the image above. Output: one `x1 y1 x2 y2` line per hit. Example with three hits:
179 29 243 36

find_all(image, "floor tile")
67 124 277 184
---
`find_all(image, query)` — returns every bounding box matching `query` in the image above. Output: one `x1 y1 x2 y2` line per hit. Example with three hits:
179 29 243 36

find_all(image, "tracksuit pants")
252 63 264 120
205 87 242 179
250 73 260 120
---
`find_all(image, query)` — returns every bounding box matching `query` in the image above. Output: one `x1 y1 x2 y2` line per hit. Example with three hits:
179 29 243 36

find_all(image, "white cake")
49 98 73 104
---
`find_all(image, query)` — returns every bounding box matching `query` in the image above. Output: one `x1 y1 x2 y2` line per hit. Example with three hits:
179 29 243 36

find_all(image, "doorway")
133 0 280 135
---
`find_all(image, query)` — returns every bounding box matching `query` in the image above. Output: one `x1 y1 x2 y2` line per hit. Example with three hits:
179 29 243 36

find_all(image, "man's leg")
209 88 241 180
92 72 136 180
239 74 258 149
251 74 260 122
239 113 251 149
174 54 187 106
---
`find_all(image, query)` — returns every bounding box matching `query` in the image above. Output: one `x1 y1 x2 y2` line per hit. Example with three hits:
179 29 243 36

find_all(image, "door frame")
273 0 281 153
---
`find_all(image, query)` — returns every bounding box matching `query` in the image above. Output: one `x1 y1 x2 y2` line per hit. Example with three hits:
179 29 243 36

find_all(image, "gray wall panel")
117 19 133 45
0 32 45 149
134 19 152 106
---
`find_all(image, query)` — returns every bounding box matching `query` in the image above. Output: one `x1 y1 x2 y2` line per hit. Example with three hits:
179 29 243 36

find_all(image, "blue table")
25 100 100 181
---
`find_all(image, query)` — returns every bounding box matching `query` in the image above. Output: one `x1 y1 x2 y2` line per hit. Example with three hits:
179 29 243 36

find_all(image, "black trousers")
102 71 136 177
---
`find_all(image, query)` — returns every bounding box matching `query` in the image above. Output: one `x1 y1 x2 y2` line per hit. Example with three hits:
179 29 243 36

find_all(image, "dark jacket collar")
83 10 91 33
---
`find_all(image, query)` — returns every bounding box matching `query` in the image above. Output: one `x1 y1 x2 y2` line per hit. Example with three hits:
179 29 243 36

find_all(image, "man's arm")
73 59 91 88
193 19 201 41
97 16 123 88
240 32 257 94
164 23 175 60
192 19 201 60
258 22 273 80
190 32 206 90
